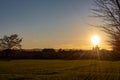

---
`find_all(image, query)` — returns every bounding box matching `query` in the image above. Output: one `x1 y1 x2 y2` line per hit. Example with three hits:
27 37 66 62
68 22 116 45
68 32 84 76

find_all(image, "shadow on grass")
32 71 59 75
8 77 32 80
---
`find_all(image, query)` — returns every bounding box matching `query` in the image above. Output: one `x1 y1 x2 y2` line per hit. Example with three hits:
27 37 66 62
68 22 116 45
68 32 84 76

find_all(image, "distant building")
92 45 99 52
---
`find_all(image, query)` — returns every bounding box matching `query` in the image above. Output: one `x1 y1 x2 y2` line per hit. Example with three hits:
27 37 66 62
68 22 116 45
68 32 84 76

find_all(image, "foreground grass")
0 60 120 80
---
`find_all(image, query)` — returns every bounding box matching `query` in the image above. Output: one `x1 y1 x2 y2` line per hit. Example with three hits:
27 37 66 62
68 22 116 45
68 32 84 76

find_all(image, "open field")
0 60 120 80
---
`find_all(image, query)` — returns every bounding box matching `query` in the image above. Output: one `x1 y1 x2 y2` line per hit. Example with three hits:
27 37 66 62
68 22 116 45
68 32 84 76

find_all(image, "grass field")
0 60 120 80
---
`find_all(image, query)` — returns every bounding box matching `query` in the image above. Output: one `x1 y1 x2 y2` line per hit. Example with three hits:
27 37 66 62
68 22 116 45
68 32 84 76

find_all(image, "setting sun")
91 35 100 46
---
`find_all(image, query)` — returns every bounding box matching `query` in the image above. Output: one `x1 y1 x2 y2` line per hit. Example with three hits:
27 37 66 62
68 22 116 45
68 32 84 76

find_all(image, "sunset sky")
0 0 110 50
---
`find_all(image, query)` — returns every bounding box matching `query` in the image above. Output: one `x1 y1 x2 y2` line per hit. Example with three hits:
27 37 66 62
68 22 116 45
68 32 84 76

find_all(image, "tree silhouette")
0 34 22 50
93 0 120 53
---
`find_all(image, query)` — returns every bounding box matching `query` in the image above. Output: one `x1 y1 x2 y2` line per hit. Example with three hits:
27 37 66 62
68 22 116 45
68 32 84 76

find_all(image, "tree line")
0 48 114 60
0 34 119 60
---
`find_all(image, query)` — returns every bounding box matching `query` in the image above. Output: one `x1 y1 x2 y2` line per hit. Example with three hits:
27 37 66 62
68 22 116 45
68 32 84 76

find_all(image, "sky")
0 0 110 50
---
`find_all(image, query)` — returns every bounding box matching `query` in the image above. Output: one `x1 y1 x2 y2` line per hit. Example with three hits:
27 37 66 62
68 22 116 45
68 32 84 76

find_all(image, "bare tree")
0 34 22 50
93 0 120 52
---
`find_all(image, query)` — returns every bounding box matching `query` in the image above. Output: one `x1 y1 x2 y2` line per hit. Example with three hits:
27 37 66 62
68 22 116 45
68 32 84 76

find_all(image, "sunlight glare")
91 35 100 46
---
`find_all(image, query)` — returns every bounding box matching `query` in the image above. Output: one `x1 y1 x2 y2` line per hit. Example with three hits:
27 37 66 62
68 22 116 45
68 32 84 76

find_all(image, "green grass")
0 60 120 80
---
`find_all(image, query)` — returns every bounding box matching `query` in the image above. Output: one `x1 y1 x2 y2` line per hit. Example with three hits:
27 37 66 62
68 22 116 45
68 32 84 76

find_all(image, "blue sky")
0 0 108 49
